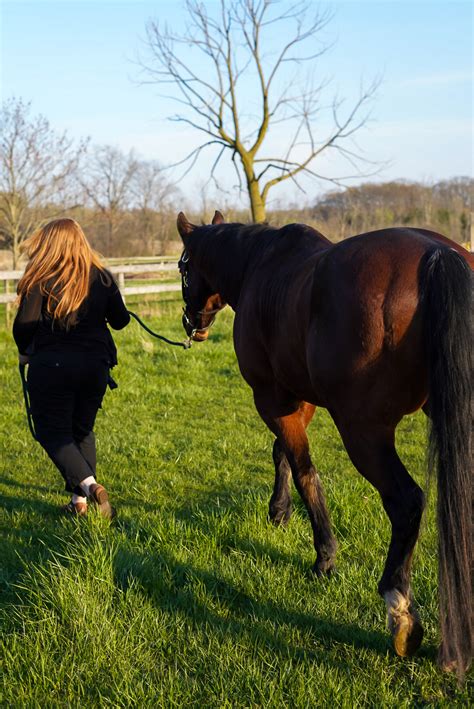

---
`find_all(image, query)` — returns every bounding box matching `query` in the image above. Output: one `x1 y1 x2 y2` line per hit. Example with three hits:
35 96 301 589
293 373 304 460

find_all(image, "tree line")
1 97 471 267
280 177 472 246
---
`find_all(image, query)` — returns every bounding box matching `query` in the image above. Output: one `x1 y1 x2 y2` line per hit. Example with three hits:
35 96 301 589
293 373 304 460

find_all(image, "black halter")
178 249 191 308
178 250 220 337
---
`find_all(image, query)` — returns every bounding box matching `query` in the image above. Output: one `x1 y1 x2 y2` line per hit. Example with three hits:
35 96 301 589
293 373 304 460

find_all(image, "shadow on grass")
113 542 391 667
114 479 439 684
0 483 65 608
121 477 317 571
0 472 54 493
0 491 58 516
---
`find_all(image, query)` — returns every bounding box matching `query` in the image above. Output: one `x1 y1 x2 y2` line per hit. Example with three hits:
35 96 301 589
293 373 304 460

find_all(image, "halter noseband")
178 250 220 338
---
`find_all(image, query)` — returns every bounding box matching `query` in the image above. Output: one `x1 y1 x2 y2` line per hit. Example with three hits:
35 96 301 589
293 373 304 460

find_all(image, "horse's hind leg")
336 420 425 657
269 403 316 526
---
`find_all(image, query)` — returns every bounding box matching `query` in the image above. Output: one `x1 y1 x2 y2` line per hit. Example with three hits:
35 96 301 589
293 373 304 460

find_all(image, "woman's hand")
18 354 29 365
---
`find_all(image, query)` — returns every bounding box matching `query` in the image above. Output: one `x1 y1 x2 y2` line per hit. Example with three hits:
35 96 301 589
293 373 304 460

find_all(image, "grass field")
0 297 470 707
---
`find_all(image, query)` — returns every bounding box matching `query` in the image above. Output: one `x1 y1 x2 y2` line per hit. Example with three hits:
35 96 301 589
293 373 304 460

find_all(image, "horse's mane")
187 221 330 314
190 221 329 274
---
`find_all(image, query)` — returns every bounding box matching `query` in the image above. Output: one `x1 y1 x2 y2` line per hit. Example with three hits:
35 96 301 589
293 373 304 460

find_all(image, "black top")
13 266 130 365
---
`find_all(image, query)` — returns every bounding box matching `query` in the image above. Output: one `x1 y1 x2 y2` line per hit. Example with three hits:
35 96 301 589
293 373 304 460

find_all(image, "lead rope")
19 364 38 441
127 310 192 349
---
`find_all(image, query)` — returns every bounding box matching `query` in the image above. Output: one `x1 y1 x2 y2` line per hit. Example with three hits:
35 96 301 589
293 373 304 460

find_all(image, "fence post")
118 271 126 304
5 278 11 325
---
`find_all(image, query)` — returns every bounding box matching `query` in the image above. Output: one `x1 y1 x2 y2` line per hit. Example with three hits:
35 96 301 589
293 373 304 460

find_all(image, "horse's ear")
177 212 196 240
212 210 225 225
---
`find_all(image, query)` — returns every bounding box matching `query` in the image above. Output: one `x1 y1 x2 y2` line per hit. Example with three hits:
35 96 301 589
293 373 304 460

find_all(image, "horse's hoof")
311 560 335 578
269 516 290 528
268 507 292 527
393 615 424 657
384 589 423 657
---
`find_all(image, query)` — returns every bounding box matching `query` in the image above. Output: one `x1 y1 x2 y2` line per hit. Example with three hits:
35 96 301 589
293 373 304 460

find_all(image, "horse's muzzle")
182 312 209 341
192 330 209 342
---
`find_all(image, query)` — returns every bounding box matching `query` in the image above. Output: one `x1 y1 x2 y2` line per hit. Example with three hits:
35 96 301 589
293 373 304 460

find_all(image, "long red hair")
17 218 108 328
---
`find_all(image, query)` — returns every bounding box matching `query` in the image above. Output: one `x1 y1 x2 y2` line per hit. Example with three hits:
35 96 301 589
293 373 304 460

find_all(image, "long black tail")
422 247 472 678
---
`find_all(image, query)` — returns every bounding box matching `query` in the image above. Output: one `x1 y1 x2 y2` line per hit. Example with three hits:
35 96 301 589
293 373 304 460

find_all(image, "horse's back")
327 226 471 262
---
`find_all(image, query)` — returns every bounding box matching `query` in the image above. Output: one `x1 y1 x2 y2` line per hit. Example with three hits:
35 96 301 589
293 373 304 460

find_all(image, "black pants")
27 351 109 493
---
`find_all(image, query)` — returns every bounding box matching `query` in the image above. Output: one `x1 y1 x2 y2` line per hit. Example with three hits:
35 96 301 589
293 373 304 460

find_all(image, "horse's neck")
190 224 330 309
191 229 256 308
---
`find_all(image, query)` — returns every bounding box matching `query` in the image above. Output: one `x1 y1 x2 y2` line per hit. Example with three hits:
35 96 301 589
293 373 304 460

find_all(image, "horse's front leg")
268 403 316 527
256 396 337 576
268 439 293 526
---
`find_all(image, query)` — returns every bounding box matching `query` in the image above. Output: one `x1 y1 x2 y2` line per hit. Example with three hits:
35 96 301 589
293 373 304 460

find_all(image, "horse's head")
177 210 226 342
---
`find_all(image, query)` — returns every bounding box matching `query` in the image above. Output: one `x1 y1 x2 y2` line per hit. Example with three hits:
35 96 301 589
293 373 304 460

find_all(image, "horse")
176 210 473 677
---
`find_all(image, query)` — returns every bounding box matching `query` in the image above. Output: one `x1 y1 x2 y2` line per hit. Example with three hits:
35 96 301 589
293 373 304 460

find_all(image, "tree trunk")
12 239 20 269
240 151 267 223
248 178 266 223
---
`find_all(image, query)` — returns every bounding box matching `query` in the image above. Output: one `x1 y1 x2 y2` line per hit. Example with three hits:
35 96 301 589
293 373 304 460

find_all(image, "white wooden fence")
0 261 181 306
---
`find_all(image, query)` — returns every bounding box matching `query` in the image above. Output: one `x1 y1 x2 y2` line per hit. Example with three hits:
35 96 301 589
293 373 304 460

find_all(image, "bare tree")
143 0 379 222
131 159 177 252
0 97 86 266
81 145 139 255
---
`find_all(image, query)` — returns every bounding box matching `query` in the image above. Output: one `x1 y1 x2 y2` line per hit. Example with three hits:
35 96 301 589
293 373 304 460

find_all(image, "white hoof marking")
384 588 411 633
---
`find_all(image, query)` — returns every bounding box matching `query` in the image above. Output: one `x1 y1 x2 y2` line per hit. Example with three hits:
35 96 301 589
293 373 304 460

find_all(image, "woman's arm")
12 285 43 355
106 281 130 330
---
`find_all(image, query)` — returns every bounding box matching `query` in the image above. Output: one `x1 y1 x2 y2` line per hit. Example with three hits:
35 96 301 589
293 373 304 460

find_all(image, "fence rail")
0 262 181 305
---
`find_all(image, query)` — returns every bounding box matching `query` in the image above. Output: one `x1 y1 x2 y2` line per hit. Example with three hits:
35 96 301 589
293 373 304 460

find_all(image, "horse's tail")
421 246 472 679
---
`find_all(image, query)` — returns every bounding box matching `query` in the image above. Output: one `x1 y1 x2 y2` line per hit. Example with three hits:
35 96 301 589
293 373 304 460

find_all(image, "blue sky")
1 0 472 208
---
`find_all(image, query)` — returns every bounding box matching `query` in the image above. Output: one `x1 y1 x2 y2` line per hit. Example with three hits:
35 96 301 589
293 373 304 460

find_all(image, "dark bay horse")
176 210 472 677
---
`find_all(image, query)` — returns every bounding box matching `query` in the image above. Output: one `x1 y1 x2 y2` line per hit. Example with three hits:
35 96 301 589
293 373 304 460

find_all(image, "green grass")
0 299 470 707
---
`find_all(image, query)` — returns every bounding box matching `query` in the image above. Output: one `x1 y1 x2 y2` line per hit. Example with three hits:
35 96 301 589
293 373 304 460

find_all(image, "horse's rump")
239 227 465 419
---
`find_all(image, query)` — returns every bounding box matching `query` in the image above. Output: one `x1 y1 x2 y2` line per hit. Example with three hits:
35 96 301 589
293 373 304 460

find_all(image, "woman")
13 218 130 518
